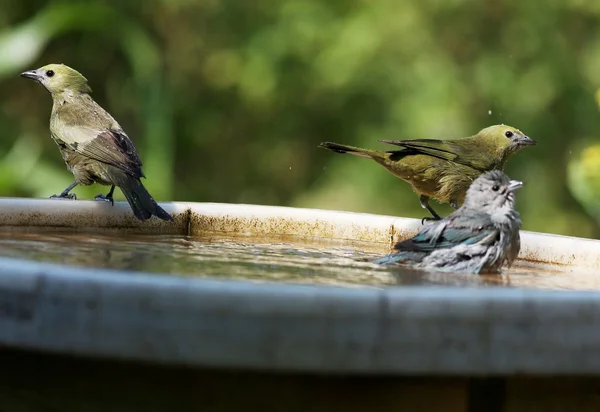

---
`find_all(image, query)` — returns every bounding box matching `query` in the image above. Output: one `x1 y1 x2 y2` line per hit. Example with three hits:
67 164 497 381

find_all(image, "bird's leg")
450 199 460 210
94 185 115 206
50 182 78 200
419 195 442 224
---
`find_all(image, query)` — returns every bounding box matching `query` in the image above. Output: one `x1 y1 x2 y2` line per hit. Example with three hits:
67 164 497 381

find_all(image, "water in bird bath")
0 229 594 290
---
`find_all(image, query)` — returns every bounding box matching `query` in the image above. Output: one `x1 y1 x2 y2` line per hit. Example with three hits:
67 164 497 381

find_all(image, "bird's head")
20 64 92 95
477 124 536 159
463 170 523 215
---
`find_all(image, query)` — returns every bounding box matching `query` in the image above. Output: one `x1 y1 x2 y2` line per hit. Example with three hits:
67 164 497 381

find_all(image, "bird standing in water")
20 64 173 221
373 170 522 274
319 125 535 220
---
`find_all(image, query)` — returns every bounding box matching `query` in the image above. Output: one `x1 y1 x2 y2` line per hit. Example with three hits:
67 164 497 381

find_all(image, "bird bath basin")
1 197 600 411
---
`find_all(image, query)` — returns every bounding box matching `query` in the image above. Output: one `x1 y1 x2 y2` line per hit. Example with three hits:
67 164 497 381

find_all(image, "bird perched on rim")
373 170 522 275
20 64 173 222
319 125 535 221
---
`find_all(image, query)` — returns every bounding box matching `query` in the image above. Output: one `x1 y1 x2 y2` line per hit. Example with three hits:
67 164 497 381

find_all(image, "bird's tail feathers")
372 253 408 265
118 176 173 222
372 249 428 265
319 142 381 159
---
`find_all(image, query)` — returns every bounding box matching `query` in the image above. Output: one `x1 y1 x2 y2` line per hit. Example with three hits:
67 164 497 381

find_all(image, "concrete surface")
0 197 599 375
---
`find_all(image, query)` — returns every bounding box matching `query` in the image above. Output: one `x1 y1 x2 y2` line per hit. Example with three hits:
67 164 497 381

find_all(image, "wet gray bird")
373 170 522 274
20 63 173 222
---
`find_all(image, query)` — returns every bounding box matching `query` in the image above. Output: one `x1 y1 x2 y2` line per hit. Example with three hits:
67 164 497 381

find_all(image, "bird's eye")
492 185 500 191
504 131 514 138
45 70 55 77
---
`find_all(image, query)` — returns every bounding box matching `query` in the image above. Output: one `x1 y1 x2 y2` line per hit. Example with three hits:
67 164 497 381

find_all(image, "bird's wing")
381 139 459 160
394 214 497 252
58 124 144 178
380 139 491 171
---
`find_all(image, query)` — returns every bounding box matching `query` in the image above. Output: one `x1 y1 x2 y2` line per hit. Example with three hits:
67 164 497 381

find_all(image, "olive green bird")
20 64 173 222
319 125 536 220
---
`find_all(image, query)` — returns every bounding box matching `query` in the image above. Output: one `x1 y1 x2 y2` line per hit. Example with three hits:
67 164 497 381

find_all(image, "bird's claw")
421 216 440 225
50 193 76 200
94 194 114 206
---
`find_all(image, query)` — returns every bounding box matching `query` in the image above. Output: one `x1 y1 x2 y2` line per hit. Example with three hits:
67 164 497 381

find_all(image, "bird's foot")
50 193 76 200
421 216 441 225
94 194 114 206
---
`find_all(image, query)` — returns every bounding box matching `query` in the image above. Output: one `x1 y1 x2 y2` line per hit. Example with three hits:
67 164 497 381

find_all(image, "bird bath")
1 197 600 411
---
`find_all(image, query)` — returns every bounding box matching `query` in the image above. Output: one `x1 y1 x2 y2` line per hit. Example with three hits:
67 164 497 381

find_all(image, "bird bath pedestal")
0 197 599 411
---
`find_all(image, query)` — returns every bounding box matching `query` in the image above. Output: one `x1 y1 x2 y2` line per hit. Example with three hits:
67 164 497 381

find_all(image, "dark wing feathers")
380 139 492 171
74 130 144 178
393 213 498 253
380 139 460 162
395 227 496 253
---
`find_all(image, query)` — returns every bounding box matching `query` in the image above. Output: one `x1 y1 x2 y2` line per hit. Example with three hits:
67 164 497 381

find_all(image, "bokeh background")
1 0 600 238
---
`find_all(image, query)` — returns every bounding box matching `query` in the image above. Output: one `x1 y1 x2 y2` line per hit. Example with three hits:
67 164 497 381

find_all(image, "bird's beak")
517 134 536 146
508 180 523 192
20 70 40 81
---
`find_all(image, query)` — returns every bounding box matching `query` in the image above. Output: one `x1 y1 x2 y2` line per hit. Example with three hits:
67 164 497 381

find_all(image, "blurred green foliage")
1 0 600 237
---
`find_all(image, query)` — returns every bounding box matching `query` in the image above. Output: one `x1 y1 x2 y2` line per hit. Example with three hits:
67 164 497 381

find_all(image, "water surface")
0 230 595 290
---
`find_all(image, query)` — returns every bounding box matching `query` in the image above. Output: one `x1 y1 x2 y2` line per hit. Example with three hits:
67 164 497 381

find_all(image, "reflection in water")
0 230 594 290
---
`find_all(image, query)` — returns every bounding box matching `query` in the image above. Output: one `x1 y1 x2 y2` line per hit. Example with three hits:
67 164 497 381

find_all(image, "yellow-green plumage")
319 125 536 219
20 63 173 221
